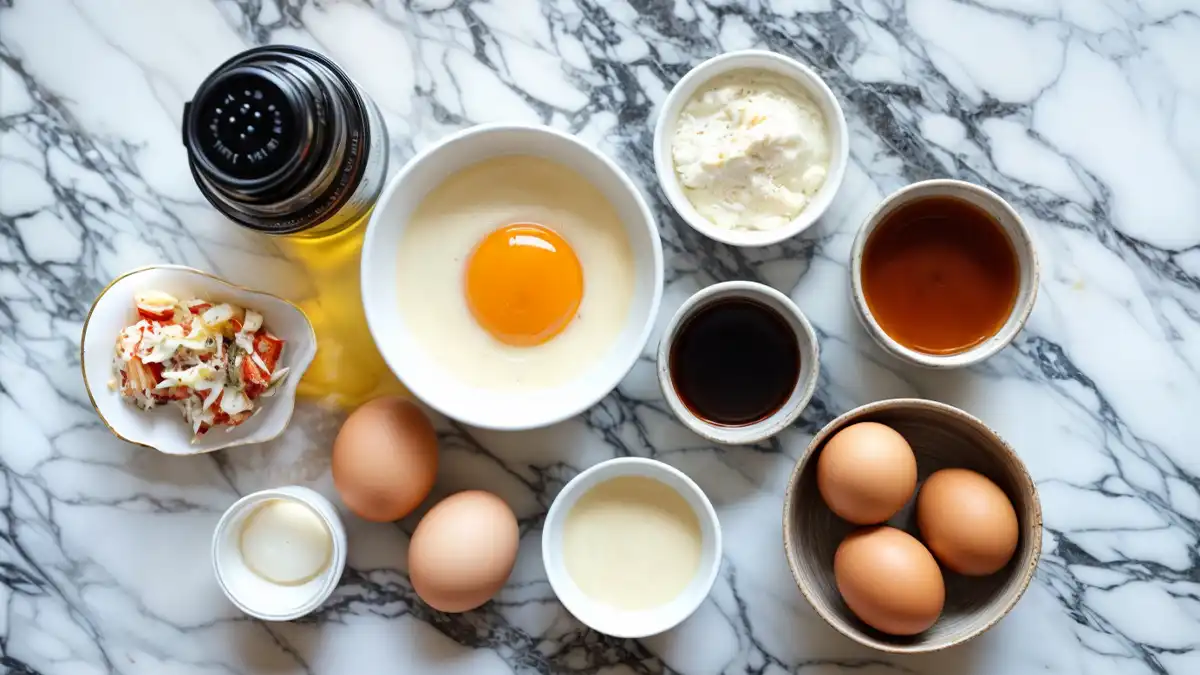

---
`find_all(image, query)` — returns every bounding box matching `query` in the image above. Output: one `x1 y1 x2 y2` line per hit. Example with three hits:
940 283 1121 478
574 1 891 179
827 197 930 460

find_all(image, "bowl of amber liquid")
850 180 1038 368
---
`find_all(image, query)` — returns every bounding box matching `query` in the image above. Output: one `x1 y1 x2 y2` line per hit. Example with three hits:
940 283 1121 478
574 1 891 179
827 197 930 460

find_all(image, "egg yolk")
465 224 583 346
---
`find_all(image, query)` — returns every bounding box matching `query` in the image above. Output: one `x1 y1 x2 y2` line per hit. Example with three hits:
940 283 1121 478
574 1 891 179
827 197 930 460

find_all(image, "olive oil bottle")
182 45 403 407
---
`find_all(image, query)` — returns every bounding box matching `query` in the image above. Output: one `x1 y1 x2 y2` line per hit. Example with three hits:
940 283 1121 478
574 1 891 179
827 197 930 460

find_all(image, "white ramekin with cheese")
654 50 849 247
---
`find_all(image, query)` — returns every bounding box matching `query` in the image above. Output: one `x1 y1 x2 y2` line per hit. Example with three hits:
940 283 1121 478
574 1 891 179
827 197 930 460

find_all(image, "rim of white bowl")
541 457 723 638
653 50 850 247
360 123 664 430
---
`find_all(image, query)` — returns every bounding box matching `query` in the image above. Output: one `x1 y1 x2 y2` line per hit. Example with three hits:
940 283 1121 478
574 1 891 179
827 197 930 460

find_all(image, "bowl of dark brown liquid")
657 281 820 444
850 180 1038 369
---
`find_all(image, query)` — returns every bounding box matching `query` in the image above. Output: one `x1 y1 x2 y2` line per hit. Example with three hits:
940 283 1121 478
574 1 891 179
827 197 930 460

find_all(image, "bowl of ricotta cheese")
654 50 849 247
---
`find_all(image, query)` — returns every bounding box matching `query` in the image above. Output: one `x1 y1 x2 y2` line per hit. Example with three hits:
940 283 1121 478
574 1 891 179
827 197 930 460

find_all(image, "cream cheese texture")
672 70 830 231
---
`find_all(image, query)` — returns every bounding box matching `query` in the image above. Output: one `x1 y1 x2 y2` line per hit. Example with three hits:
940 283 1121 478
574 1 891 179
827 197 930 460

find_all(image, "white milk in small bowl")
542 458 722 637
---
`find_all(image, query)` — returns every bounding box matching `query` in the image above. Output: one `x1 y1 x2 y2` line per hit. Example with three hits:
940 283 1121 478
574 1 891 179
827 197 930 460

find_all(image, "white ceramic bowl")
212 486 347 621
658 281 820 444
541 457 722 638
80 265 316 455
360 124 664 430
653 50 849 247
850 179 1039 368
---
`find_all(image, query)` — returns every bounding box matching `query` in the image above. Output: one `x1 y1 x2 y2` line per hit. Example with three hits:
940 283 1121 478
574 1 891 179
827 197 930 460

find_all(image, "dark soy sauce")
669 298 801 426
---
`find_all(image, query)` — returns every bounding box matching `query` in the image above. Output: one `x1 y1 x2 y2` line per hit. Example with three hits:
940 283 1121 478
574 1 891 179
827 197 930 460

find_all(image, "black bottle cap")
182 45 370 234
185 52 329 203
189 66 302 186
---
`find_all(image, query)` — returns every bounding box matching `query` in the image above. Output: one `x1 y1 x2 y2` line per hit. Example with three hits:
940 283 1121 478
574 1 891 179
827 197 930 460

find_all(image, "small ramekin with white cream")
212 486 347 621
654 50 849 247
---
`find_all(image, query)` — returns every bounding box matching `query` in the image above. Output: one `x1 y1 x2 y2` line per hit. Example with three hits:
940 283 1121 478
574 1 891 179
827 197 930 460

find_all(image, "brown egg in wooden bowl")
782 398 1042 653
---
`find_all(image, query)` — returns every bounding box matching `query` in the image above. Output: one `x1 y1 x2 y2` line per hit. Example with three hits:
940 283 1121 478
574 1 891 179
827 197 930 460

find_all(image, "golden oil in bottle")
277 214 406 408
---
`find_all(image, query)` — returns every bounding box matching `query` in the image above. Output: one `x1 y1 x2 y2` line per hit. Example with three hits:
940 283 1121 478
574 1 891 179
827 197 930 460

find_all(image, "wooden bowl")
782 398 1042 653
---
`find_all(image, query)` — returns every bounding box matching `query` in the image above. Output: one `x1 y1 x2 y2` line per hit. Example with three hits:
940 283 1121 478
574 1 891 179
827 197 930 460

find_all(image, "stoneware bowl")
653 49 849 247
542 457 722 638
212 485 348 621
658 281 820 444
361 123 663 431
850 179 1039 368
81 265 317 455
783 398 1042 653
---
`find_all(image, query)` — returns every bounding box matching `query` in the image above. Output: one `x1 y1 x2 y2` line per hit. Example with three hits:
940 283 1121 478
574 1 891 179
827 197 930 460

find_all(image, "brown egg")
917 468 1019 576
834 526 945 635
332 397 439 522
408 490 519 613
817 422 917 524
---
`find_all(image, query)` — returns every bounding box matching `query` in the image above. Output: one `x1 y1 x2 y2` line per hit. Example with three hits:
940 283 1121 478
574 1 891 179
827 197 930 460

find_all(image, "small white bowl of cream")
654 50 849 247
542 457 722 638
212 486 347 621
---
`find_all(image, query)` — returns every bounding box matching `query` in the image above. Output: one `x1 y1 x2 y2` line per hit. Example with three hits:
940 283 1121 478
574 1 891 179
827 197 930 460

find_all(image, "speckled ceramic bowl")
783 398 1042 653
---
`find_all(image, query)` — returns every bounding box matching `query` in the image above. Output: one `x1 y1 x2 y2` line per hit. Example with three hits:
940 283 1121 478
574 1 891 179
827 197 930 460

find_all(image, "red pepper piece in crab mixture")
241 332 285 399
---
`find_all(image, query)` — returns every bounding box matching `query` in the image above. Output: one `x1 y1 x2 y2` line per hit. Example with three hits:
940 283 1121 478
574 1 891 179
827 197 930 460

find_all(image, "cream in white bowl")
542 458 722 638
80 265 317 455
212 486 347 621
654 50 849 247
361 124 664 431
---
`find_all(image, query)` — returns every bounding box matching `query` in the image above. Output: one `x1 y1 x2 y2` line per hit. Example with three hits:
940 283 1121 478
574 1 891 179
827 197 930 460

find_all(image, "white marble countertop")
2 1 1198 674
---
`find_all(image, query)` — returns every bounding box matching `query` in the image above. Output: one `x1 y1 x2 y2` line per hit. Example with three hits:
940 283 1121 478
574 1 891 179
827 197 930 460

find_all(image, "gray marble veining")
1 0 1198 673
